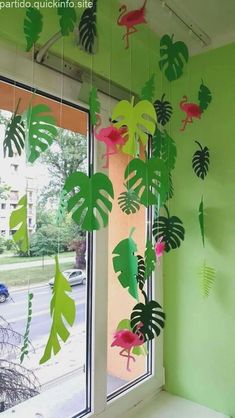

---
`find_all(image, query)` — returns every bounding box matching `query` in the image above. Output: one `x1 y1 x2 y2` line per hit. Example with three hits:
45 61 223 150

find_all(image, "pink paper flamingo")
111 323 144 371
180 95 202 131
117 0 147 49
155 237 165 265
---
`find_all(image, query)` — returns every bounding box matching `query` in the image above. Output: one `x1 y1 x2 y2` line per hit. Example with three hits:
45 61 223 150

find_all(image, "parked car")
49 269 86 287
0 283 9 303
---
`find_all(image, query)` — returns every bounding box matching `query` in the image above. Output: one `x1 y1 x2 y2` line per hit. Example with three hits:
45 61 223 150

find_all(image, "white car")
49 269 86 287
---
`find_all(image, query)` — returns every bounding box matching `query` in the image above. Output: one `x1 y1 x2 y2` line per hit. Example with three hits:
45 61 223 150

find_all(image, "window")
0 203 6 210
9 190 19 202
0 230 6 236
10 164 18 173
9 203 17 209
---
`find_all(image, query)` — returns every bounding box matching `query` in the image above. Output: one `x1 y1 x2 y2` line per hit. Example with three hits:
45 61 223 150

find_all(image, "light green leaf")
145 240 156 279
89 87 100 126
9 195 29 253
152 128 177 171
24 7 43 52
199 196 205 247
140 74 155 102
116 318 131 331
159 34 189 81
199 261 216 297
40 256 76 364
58 0 77 36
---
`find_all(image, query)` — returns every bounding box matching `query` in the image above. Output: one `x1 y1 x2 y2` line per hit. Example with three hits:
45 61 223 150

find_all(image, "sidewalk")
0 256 75 271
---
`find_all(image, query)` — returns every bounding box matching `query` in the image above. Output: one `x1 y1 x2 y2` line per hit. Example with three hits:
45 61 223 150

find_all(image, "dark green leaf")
118 184 140 215
131 299 165 341
136 255 146 291
153 206 185 252
140 74 155 102
78 0 97 54
199 196 205 247
154 94 173 126
192 141 210 180
159 34 189 81
24 7 43 52
3 104 25 158
152 128 177 171
58 0 77 36
198 80 212 112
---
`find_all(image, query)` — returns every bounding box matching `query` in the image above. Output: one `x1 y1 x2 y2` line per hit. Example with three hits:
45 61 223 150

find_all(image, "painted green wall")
163 42 235 418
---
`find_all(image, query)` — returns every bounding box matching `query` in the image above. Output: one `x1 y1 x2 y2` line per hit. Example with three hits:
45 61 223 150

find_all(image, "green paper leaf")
167 172 174 200
20 292 34 364
159 34 189 81
116 318 132 331
24 104 58 164
199 196 205 247
198 80 212 112
136 255 146 291
89 87 100 126
58 0 77 36
64 171 114 232
154 94 173 126
131 299 165 341
153 205 185 252
112 229 139 300
112 97 157 157
152 128 177 172
40 256 76 364
9 194 29 253
24 7 43 52
78 0 97 54
3 101 25 158
125 157 169 207
144 240 156 279
140 74 155 102
192 141 210 180
56 189 68 226
118 184 140 215
199 261 216 297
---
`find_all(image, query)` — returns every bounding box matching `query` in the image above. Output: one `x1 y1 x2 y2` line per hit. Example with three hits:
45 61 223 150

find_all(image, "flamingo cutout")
155 237 165 265
111 323 145 371
117 0 147 49
180 95 202 131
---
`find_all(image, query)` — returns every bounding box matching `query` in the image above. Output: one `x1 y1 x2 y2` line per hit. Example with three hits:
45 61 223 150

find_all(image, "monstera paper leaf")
112 97 157 156
24 104 57 163
140 74 155 102
125 157 168 207
24 7 43 52
58 0 77 36
112 229 139 300
78 0 97 54
89 87 100 126
153 205 185 252
3 101 25 158
64 171 114 232
198 80 212 113
192 141 210 180
154 94 173 126
131 299 165 341
9 195 29 253
144 240 156 279
152 128 177 172
200 261 216 297
118 184 140 215
159 34 189 81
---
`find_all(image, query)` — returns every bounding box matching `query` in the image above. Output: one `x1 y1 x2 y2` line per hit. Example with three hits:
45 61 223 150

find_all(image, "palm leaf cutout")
40 256 76 364
64 171 114 232
56 189 68 226
140 74 155 102
20 292 33 363
136 255 146 291
192 141 210 180
3 100 25 158
198 80 212 113
58 0 77 36
145 240 156 279
116 318 148 356
200 261 216 297
78 0 97 54
24 7 43 52
153 205 185 252
112 96 157 156
167 172 174 200
9 194 29 254
24 104 58 164
159 34 189 81
125 157 168 207
154 94 173 126
112 228 139 300
89 87 100 126
118 184 140 215
199 196 205 247
152 128 177 171
131 298 165 342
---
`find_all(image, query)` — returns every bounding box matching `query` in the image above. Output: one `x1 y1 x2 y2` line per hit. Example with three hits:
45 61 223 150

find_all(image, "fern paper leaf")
199 196 205 247
58 0 77 36
40 256 76 364
140 74 155 102
200 262 216 297
9 195 29 253
20 292 33 363
89 87 101 126
24 7 43 52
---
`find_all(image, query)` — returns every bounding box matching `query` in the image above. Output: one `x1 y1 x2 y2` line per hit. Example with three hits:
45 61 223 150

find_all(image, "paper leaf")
154 94 173 126
56 189 68 226
89 87 100 126
125 157 168 207
24 104 57 164
20 292 33 364
140 74 155 102
153 205 185 253
3 101 25 158
78 0 97 54
198 80 212 112
24 7 43 52
192 141 210 180
159 34 189 81
112 97 157 157
118 184 140 215
144 240 156 279
130 299 165 341
112 229 139 300
116 318 132 331
152 128 177 172
58 0 77 36
40 256 76 364
200 261 216 297
64 171 114 232
9 195 29 253
199 196 205 247
136 255 146 291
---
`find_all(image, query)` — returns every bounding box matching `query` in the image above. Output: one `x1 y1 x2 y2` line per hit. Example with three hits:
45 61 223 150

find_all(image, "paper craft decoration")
130 297 165 341
167 172 174 200
94 122 126 168
24 7 43 52
116 318 148 357
125 157 168 207
154 94 173 126
118 184 140 215
78 0 97 54
198 80 212 112
153 205 185 252
9 195 29 254
200 261 216 297
159 34 189 81
136 255 146 291
40 256 76 364
111 324 145 371
3 100 25 158
140 74 155 102
89 87 101 126
144 240 156 279
180 96 202 131
192 141 210 179
20 292 33 363
64 171 114 231
112 228 139 300
117 0 147 49
152 128 177 172
24 104 57 164
155 237 165 265
58 0 77 36
112 97 156 157
199 196 205 247
56 189 68 226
